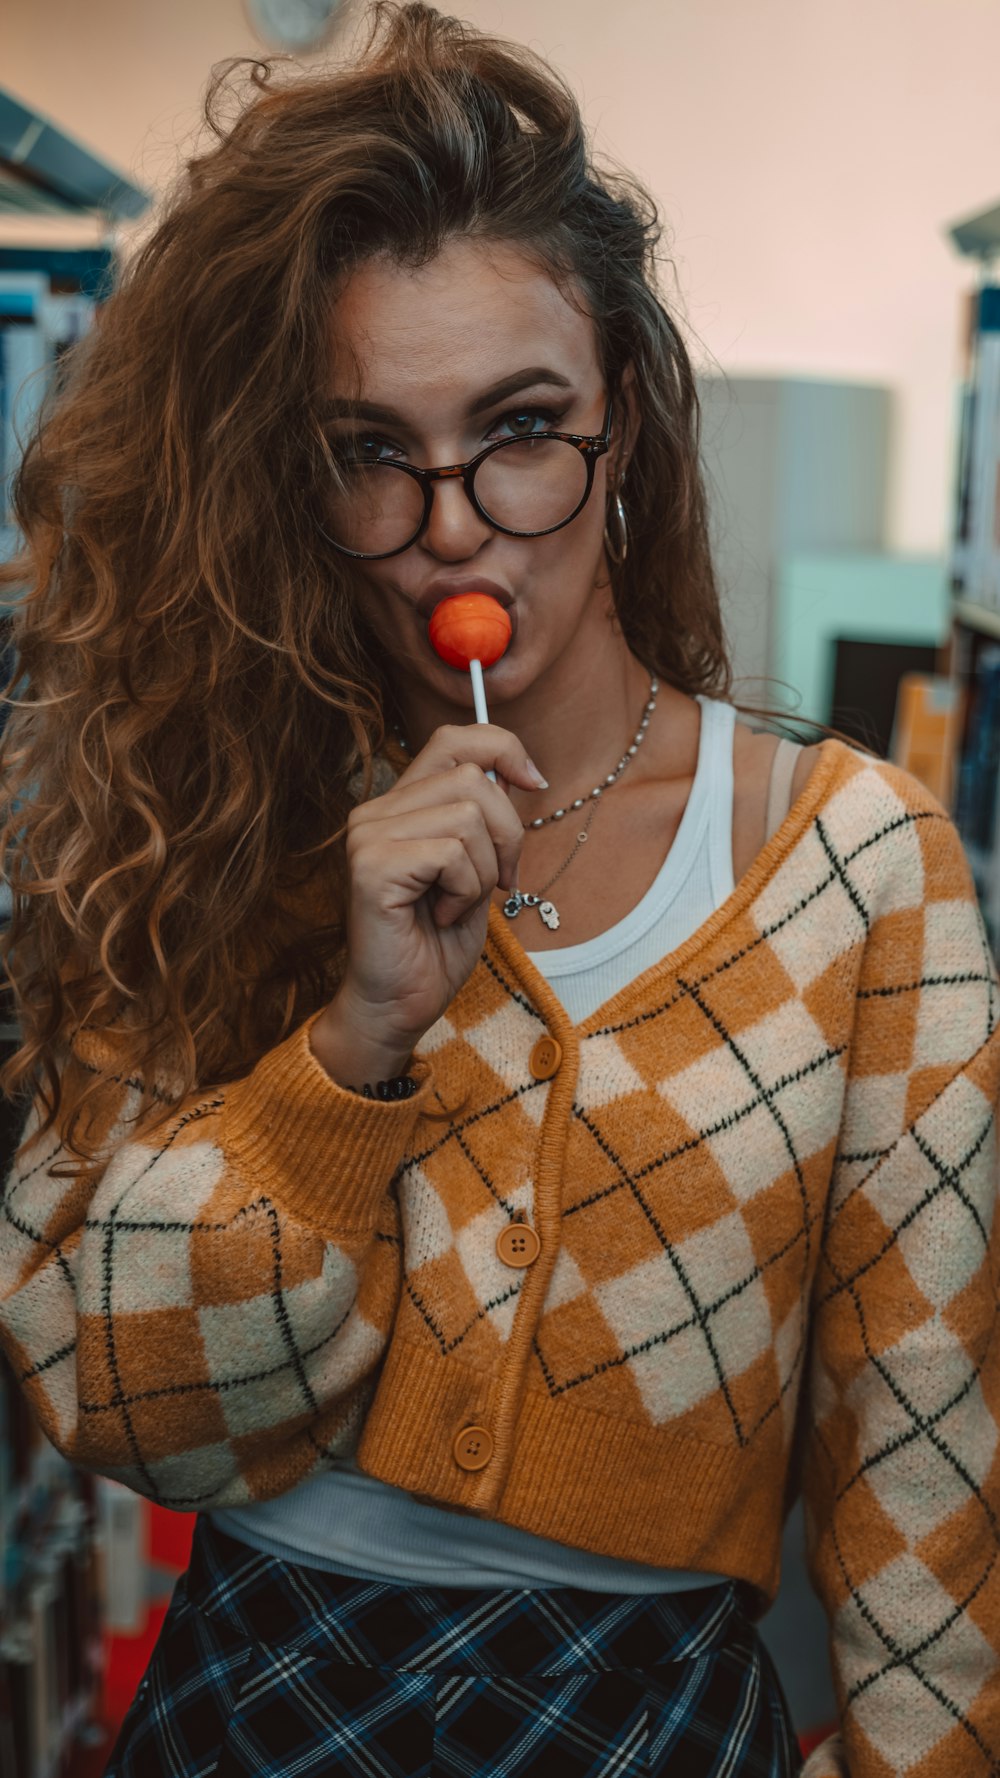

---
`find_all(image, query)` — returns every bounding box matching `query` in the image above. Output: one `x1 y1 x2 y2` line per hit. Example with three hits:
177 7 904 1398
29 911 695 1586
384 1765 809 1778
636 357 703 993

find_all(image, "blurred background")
2 1 1000 1772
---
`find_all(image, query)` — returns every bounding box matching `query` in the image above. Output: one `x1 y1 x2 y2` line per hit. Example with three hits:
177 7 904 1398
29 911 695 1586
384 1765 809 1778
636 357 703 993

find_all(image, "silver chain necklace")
499 676 660 929
520 674 658 830
501 797 599 929
391 671 658 932
392 673 658 829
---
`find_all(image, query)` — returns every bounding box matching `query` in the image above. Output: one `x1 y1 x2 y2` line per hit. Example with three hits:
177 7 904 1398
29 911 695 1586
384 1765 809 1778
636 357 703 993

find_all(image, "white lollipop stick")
468 657 497 784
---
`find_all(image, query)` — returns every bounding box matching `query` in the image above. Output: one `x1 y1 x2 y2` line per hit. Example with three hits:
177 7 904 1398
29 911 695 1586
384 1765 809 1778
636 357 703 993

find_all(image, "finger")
401 835 488 927
356 800 505 900
399 724 548 796
352 765 524 890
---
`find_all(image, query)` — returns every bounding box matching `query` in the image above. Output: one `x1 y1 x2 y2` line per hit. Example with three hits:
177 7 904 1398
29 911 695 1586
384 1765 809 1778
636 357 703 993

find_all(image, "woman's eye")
490 407 561 441
332 433 402 464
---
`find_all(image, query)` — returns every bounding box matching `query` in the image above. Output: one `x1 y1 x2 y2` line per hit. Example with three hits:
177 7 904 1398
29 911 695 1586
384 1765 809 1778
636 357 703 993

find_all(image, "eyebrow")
320 367 574 424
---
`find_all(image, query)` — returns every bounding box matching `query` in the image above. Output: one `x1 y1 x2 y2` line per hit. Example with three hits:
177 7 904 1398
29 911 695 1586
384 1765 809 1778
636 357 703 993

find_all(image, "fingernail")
525 758 549 788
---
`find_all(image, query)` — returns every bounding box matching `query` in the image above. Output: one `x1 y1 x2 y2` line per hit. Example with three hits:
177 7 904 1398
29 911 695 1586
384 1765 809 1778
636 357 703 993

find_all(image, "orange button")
529 1035 562 1080
496 1222 541 1268
453 1425 493 1471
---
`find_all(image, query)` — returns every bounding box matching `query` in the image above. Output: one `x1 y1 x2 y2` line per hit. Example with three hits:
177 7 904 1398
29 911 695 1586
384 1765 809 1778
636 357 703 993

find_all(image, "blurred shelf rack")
0 87 150 1778
946 204 1000 955
953 598 1000 642
948 201 1000 266
0 91 147 224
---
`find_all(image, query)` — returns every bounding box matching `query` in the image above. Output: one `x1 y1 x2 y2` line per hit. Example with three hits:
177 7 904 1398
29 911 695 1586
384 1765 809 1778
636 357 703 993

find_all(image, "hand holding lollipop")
428 593 513 782
316 591 537 1086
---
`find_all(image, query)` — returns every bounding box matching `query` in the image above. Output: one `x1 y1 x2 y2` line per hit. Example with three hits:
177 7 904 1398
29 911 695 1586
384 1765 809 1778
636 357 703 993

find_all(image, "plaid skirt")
104 1514 803 1777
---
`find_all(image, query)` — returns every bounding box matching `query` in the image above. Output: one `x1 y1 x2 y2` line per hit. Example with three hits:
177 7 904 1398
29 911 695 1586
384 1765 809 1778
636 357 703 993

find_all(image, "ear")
613 362 641 484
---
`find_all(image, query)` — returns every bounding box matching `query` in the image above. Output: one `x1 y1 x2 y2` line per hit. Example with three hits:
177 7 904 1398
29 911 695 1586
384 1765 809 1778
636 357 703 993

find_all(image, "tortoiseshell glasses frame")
320 397 615 561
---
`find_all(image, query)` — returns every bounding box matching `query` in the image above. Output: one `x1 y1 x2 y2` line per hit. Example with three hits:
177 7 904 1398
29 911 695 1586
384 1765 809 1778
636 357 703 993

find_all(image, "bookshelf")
946 206 1000 955
0 89 150 1777
953 598 1000 643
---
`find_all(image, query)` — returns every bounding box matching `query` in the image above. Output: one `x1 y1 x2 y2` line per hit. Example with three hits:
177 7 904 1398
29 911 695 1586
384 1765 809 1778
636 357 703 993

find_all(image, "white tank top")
523 695 736 1022
211 696 737 1591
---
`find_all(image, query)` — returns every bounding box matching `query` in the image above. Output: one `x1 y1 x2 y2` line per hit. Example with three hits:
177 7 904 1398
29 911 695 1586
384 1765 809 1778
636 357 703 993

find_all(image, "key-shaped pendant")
538 901 560 930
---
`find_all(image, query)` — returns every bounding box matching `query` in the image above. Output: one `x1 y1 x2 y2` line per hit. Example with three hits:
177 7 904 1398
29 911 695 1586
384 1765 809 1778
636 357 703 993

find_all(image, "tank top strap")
695 696 737 906
765 737 801 842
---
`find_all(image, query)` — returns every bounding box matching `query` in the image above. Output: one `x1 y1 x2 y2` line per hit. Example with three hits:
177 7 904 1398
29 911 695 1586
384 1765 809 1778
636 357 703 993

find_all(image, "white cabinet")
698 375 892 689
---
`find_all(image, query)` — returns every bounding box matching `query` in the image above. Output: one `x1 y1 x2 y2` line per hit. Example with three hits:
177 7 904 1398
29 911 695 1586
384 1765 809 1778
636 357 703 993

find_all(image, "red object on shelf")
101 1600 170 1730
799 1720 840 1756
428 592 512 669
93 1503 197 1753
148 1502 196 1571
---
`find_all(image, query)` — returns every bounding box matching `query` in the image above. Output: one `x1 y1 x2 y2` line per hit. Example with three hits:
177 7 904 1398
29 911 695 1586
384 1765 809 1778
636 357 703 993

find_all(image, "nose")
420 473 494 562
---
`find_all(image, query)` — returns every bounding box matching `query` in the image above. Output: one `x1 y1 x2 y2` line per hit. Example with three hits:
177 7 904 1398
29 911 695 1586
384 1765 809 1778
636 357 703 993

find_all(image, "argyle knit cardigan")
2 740 999 1777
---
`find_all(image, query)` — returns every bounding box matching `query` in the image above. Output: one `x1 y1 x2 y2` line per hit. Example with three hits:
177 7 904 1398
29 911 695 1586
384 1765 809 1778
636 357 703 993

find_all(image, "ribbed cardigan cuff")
221 1007 434 1234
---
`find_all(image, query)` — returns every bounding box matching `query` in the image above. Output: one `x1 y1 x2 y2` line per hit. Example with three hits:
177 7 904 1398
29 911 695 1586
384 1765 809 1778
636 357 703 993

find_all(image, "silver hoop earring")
604 490 629 566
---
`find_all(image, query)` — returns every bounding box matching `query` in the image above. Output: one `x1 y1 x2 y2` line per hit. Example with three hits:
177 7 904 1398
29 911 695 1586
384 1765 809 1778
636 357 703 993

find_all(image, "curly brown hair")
0 0 728 1180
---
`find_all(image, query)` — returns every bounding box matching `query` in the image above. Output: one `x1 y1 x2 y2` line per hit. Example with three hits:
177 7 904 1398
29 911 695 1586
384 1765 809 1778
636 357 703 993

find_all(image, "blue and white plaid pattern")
105 1515 802 1776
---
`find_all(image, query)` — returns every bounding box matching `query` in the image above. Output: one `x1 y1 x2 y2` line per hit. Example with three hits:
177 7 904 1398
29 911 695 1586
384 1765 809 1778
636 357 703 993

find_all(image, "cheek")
352 570 399 636
529 475 608 589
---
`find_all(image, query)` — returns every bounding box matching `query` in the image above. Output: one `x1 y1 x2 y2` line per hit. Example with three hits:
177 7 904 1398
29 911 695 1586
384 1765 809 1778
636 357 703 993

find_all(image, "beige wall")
6 0 1000 553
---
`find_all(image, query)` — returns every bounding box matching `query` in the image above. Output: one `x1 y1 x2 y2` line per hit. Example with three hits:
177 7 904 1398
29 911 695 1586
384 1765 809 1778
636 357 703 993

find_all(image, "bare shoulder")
731 723 824 882
791 740 824 801
734 722 823 797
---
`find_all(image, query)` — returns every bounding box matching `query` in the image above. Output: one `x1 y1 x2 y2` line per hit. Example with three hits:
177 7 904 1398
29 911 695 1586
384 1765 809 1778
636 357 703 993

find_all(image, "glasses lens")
325 462 425 557
474 437 589 534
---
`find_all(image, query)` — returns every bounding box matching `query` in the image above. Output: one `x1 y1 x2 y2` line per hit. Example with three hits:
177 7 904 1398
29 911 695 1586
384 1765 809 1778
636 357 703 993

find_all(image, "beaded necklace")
520 674 658 829
393 672 659 932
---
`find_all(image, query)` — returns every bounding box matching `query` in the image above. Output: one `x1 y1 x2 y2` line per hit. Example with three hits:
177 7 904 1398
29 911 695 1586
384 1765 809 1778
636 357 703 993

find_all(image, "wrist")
309 997 416 1091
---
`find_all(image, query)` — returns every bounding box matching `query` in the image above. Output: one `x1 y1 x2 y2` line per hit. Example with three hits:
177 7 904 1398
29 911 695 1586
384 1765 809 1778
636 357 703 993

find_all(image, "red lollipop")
428 592 512 670
428 593 513 783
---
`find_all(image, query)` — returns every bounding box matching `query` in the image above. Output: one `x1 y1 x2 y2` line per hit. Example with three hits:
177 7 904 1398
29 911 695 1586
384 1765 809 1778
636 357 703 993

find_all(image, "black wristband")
346 1074 420 1101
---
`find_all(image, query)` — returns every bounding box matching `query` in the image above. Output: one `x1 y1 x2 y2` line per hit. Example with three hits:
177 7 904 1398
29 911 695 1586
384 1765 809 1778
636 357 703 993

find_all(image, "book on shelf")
889 671 962 807
952 288 978 574
951 286 1000 619
0 1352 105 1778
0 268 94 532
947 258 1000 949
954 642 1000 950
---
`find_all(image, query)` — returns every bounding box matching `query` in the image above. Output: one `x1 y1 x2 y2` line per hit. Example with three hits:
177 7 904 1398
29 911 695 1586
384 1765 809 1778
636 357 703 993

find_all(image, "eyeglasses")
318 397 614 561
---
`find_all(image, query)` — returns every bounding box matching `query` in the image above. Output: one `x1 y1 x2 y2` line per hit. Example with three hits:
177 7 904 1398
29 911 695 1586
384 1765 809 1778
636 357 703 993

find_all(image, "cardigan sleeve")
801 786 1000 1778
0 1006 434 1511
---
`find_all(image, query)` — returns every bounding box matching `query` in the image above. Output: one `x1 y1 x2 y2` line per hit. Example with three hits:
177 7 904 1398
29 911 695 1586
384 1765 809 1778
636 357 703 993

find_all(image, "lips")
415 580 517 650
414 579 515 622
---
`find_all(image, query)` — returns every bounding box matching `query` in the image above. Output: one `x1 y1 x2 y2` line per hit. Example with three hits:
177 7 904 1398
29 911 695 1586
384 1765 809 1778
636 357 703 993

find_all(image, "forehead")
328 237 601 406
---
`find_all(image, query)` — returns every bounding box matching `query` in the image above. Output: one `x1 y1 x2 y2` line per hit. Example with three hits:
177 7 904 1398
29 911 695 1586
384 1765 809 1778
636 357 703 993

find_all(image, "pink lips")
415 579 517 647
416 578 513 618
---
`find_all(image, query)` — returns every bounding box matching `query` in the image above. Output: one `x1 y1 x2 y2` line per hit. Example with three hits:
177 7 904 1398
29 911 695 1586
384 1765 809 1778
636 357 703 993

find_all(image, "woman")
1 6 997 1775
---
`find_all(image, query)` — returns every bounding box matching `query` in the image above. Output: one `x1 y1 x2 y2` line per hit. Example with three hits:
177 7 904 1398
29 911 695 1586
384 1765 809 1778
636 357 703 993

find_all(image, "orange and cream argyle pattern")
2 740 998 1777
